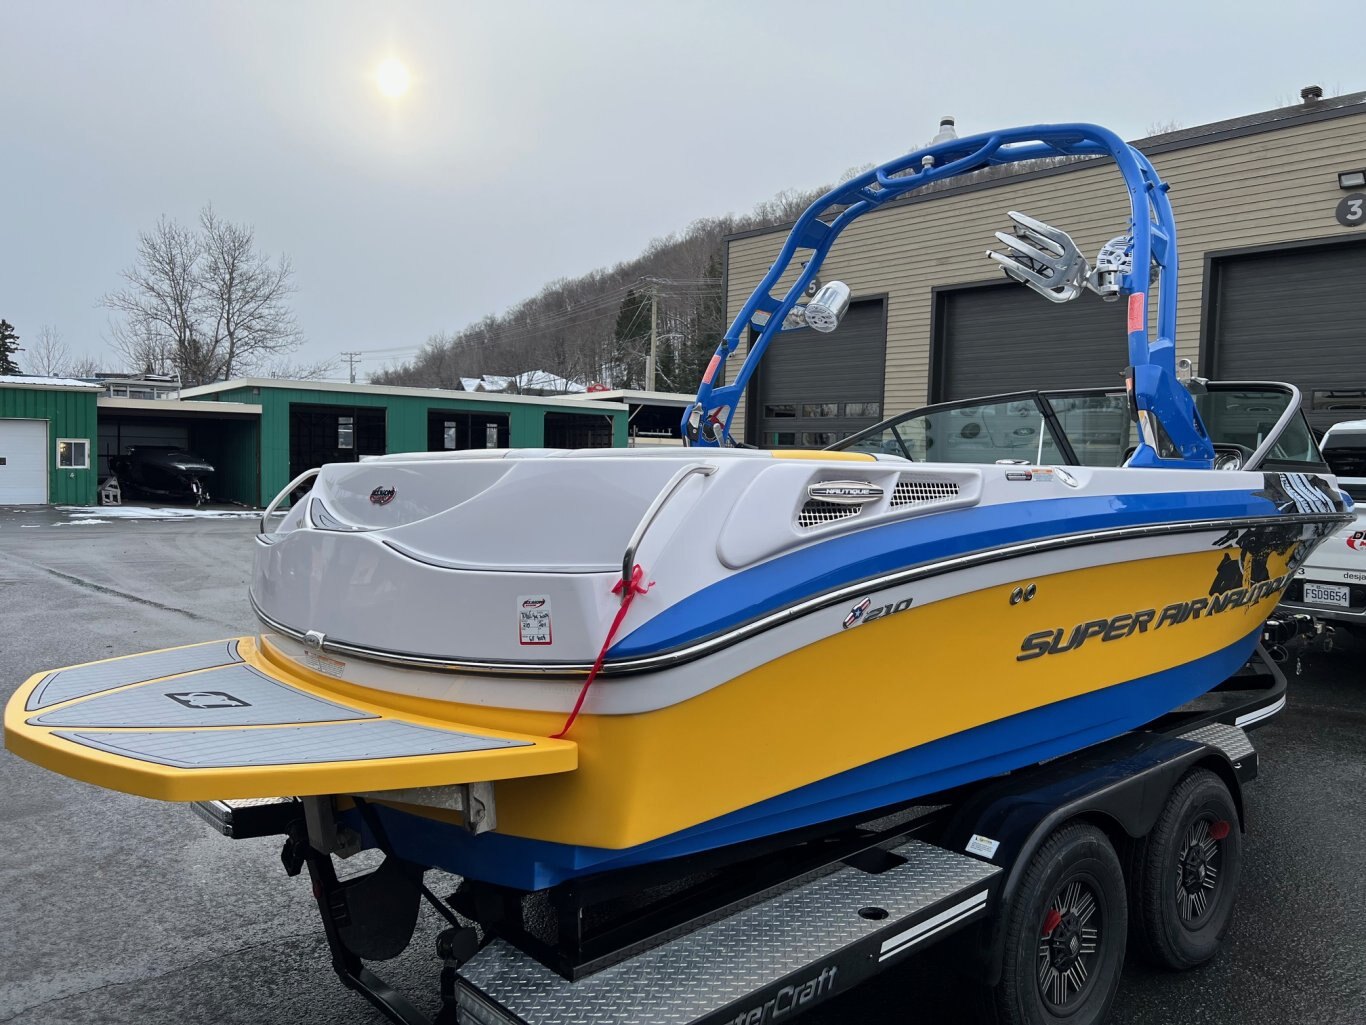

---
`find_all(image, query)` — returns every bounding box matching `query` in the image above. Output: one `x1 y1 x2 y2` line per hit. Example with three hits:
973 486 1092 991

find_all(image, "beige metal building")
725 91 1366 446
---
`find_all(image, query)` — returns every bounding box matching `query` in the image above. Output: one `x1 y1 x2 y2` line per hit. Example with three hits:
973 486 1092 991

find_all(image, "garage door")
935 283 1128 400
754 299 886 448
1207 241 1366 433
0 419 49 504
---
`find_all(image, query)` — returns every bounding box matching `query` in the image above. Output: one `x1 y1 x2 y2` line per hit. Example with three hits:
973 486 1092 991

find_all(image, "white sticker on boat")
303 649 346 679
1029 468 1055 483
966 834 1000 859
518 595 553 645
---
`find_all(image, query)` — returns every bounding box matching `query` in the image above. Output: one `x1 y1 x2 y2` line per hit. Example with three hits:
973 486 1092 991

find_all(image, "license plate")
1303 582 1351 607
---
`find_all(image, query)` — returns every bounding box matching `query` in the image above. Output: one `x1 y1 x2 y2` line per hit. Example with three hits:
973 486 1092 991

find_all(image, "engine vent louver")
796 499 864 528
796 478 961 529
891 479 960 506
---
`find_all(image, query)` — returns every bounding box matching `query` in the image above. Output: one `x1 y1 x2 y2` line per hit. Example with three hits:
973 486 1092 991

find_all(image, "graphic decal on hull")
1211 473 1343 593
1018 480 1343 663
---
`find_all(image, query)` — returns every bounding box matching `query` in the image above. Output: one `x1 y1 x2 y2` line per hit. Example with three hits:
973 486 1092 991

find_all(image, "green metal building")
0 376 629 508
0 376 102 505
179 379 629 507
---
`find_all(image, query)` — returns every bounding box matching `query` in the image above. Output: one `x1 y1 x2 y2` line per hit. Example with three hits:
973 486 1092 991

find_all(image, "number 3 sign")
1337 193 1366 227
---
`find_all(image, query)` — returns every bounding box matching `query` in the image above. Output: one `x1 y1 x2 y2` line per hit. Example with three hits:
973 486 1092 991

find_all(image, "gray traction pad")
27 663 373 729
27 640 243 711
54 719 530 768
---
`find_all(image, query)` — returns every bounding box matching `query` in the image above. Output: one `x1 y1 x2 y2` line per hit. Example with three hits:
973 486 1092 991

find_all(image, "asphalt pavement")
0 512 1362 1024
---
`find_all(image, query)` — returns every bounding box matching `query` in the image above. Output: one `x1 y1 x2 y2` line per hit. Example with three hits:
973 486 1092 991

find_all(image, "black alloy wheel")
980 822 1127 1025
1130 767 1242 970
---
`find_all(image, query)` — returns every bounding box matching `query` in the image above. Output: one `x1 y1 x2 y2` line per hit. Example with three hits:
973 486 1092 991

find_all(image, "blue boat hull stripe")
605 507 1342 665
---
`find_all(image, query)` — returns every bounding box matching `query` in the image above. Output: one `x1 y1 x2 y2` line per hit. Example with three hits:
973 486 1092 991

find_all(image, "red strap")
550 565 652 739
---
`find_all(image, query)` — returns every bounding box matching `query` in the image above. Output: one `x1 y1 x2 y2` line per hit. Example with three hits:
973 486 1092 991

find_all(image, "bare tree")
199 207 302 378
105 216 205 379
104 208 303 386
1145 120 1183 138
264 357 338 381
68 353 102 378
28 325 72 377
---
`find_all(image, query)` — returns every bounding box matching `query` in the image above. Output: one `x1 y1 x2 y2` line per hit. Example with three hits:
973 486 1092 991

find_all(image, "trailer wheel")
1130 768 1241 970
981 822 1126 1025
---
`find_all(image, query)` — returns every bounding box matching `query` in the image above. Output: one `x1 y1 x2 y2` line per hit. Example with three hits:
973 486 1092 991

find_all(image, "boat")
110 445 215 504
5 123 1353 894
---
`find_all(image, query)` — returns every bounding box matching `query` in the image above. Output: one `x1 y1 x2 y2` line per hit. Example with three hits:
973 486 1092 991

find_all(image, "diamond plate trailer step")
453 839 1001 1025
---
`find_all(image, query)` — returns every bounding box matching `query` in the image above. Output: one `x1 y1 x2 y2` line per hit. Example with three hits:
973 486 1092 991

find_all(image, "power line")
340 351 363 384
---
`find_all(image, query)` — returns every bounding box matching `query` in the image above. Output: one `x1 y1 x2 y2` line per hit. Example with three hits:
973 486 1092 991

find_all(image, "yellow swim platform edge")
3 636 576 802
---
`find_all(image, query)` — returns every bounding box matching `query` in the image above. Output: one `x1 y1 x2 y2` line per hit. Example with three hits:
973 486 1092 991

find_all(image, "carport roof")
563 389 697 407
179 377 628 411
97 397 261 418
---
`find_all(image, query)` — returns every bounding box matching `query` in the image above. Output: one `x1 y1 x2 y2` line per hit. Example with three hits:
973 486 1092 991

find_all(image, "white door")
0 419 49 504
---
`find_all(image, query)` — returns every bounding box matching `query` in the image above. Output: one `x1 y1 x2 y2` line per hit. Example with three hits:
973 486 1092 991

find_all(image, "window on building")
801 403 840 418
338 416 355 449
57 439 89 469
443 421 457 450
485 423 499 448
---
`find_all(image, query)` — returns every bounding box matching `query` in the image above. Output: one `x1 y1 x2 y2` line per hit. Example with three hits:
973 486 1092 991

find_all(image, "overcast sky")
3 1 1361 379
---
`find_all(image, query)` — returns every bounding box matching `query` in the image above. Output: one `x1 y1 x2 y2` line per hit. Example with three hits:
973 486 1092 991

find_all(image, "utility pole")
340 351 362 385
645 287 657 393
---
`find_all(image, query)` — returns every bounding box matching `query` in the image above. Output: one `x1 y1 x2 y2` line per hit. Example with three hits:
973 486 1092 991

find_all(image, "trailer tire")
980 822 1126 1025
1129 768 1241 971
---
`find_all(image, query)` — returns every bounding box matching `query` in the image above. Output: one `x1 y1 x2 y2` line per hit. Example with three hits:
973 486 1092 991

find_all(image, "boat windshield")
831 382 1330 473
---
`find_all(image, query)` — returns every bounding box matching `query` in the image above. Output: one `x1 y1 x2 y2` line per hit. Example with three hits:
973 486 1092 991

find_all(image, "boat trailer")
194 647 1287 1025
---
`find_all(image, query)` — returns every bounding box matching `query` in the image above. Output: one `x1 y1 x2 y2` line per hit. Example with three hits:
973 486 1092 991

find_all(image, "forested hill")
369 185 836 394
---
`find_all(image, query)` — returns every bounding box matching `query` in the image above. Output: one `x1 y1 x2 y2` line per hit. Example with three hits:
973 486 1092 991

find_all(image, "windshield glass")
1044 393 1133 466
833 382 1331 471
1193 388 1293 454
1194 386 1328 471
837 394 1065 463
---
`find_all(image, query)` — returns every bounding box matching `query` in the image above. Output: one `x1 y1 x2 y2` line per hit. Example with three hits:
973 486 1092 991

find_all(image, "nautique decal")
369 486 396 506
807 481 883 506
1016 575 1291 662
1019 476 1342 662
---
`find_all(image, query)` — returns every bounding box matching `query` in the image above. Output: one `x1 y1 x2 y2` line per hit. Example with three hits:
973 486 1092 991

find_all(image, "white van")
1279 419 1366 633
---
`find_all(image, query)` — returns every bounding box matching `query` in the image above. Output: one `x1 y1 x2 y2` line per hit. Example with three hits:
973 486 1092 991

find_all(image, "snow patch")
0 374 102 390
58 506 258 520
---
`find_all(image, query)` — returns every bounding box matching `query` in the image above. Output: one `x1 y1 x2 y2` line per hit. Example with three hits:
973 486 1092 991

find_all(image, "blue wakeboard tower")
682 123 1214 468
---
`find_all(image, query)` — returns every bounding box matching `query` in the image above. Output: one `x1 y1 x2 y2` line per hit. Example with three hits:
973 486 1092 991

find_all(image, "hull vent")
797 499 863 528
892 479 960 506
